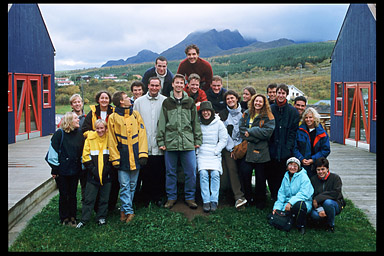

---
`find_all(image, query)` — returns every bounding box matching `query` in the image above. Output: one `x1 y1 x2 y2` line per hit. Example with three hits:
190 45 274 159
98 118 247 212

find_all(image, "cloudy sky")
38 4 349 71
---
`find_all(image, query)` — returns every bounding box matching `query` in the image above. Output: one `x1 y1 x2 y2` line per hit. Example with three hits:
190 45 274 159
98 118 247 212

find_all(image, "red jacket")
177 58 213 91
184 86 208 111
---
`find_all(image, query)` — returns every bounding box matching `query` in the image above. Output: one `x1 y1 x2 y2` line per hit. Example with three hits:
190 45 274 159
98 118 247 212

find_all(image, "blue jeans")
199 169 220 204
118 169 140 215
164 150 196 201
310 199 341 227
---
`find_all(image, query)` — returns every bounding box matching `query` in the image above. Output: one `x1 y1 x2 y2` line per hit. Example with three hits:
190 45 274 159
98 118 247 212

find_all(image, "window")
43 75 51 108
8 73 13 112
373 82 376 120
334 82 343 116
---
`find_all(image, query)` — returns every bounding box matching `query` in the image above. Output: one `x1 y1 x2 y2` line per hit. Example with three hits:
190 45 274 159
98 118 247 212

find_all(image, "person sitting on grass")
310 157 346 233
76 119 112 228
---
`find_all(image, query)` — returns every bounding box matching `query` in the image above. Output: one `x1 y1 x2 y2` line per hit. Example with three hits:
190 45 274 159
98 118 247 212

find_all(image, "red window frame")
43 74 52 108
8 73 13 112
334 82 343 116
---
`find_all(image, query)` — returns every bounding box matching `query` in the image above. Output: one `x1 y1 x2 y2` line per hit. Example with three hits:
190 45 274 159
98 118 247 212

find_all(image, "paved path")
8 137 376 247
327 142 376 230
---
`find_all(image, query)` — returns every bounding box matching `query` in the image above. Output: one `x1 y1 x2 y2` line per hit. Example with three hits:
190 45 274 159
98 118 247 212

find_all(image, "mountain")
101 29 295 68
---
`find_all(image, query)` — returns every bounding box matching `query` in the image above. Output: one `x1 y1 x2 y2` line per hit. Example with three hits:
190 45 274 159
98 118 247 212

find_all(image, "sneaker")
126 214 135 223
210 202 218 212
69 217 77 227
76 222 85 228
62 218 69 226
120 211 127 222
203 203 210 213
164 200 177 209
98 218 106 226
235 198 247 209
185 200 198 209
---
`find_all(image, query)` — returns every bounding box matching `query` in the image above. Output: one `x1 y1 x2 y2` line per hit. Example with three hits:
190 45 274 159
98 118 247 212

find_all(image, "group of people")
46 44 345 234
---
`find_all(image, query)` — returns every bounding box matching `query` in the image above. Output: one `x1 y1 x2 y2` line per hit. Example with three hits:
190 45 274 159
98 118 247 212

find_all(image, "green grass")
9 189 376 252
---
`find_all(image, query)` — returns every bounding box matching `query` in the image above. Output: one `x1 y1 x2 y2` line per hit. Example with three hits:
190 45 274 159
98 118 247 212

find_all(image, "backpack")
45 129 64 168
267 210 293 232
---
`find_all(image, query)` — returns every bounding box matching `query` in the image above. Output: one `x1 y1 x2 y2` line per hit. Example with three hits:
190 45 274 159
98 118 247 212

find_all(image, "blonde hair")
95 119 107 129
60 112 78 133
302 107 321 127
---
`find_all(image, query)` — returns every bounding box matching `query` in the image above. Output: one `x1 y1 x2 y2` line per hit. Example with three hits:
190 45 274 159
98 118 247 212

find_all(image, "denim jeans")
164 150 196 201
118 169 140 215
310 199 341 227
199 169 220 204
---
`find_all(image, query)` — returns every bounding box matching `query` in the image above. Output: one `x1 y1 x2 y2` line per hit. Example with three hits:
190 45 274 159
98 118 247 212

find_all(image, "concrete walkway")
8 137 376 247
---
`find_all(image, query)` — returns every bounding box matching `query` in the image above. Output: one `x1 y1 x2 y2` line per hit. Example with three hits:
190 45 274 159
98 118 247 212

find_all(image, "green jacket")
157 91 202 151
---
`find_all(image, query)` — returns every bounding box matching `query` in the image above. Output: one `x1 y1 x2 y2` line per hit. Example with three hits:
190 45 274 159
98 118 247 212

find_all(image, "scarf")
276 98 287 107
200 111 215 125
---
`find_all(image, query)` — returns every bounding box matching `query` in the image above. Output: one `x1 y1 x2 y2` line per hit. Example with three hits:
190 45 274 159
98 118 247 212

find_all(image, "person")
81 90 118 212
142 56 174 97
177 44 213 91
76 119 112 228
240 86 256 112
130 80 145 105
310 157 346 232
293 95 307 124
133 77 167 207
239 94 275 209
294 107 330 178
219 90 248 209
47 112 84 226
196 101 228 212
272 157 314 235
82 90 114 136
57 94 86 128
266 83 277 105
267 83 300 201
156 74 202 210
206 75 227 113
184 73 208 111
108 91 148 223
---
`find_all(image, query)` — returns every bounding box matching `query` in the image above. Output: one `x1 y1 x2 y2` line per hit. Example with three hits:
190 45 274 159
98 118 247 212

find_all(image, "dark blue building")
330 4 376 153
8 4 56 144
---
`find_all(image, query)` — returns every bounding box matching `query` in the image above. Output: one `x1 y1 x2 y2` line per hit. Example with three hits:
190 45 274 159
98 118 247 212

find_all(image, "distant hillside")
101 28 298 68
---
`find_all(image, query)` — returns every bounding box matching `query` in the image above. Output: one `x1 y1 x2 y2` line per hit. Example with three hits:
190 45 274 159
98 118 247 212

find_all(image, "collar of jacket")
227 103 242 116
115 106 133 116
145 92 160 100
170 90 189 102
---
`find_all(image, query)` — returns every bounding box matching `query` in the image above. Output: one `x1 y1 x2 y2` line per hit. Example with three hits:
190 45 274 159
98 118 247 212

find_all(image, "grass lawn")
9 188 376 252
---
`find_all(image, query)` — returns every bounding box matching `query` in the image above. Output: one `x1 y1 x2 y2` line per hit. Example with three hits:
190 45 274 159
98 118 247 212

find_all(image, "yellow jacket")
108 107 148 171
82 131 110 185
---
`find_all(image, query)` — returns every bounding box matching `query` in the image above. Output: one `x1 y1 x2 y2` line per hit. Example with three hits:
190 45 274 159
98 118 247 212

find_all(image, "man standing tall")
267 83 300 201
177 44 213 91
157 74 202 209
133 77 167 207
142 56 174 97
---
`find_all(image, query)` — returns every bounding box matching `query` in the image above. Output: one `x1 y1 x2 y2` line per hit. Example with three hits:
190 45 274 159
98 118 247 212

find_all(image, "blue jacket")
273 168 314 213
294 123 330 174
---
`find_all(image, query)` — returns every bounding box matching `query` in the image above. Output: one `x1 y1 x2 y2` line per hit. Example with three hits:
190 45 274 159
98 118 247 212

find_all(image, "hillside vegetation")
55 41 334 107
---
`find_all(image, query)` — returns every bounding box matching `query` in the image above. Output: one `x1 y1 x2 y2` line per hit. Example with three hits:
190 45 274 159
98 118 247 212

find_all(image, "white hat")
286 157 301 169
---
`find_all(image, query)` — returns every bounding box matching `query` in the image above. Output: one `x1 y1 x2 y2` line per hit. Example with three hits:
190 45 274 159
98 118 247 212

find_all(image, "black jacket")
206 88 227 113
50 128 84 176
141 66 174 97
310 172 346 211
269 101 300 161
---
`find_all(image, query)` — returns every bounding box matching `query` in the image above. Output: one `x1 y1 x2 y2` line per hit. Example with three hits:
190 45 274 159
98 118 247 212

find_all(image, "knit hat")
199 101 215 113
286 157 301 169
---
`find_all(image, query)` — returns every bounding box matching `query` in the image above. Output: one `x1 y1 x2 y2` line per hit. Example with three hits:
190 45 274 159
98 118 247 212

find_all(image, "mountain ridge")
101 28 296 68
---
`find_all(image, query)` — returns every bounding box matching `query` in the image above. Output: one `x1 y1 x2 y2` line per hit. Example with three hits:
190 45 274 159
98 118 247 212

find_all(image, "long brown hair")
248 94 272 119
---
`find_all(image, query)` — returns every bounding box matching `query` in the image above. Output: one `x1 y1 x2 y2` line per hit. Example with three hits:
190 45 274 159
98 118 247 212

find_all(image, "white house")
287 84 304 101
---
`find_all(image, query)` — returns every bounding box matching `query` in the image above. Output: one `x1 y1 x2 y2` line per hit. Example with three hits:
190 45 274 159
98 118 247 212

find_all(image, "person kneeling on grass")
77 119 112 228
196 101 228 213
272 157 314 235
310 157 346 233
